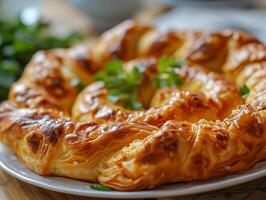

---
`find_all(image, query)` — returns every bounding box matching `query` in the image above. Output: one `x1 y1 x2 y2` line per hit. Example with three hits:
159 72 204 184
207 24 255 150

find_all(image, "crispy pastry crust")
1 20 266 191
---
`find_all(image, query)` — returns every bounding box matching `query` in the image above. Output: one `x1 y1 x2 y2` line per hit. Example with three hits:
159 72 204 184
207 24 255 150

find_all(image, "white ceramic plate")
0 143 266 199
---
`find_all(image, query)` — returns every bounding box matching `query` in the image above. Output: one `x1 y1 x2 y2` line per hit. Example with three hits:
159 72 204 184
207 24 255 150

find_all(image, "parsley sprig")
94 57 184 110
94 60 144 110
240 84 250 99
0 16 84 101
89 184 112 191
152 57 184 88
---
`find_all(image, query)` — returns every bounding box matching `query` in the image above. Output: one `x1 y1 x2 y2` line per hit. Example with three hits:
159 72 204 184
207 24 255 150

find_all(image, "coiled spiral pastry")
1 20 266 191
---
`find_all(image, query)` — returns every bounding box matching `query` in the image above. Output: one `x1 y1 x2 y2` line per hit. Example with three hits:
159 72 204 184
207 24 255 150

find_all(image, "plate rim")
1 144 266 199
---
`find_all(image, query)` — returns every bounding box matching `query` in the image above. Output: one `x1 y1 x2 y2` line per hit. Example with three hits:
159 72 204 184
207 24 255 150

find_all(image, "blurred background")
1 0 266 37
0 0 266 101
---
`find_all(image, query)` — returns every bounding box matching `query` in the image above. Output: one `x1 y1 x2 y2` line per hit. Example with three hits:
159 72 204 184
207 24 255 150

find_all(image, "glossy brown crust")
9 82 63 111
88 20 152 67
99 105 266 190
224 43 266 79
22 51 77 108
179 65 242 119
0 104 156 177
73 82 218 125
1 20 266 191
72 63 240 122
138 30 183 57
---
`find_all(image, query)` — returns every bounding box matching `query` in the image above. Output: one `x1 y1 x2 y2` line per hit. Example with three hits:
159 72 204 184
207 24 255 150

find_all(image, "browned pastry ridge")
1 20 266 191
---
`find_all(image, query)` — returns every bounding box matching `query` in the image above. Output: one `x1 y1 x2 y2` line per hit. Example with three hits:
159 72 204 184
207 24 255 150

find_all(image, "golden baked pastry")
1 20 266 191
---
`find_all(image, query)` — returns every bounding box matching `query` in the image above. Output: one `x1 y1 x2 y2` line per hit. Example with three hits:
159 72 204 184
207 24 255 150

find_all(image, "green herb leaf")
105 59 123 74
0 60 20 74
240 84 250 99
0 73 16 88
157 56 184 73
94 61 144 110
125 99 143 110
126 67 144 85
152 57 184 88
108 94 123 104
89 184 112 191
94 57 184 110
0 16 85 102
